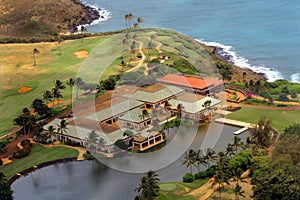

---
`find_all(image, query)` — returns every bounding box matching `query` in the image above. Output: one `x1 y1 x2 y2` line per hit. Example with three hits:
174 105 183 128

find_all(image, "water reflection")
12 123 248 200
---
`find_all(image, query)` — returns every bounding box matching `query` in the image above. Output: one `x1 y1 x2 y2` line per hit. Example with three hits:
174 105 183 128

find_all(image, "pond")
12 122 249 200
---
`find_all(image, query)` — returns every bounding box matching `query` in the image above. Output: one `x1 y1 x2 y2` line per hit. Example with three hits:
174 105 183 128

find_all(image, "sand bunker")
18 86 32 93
74 50 88 58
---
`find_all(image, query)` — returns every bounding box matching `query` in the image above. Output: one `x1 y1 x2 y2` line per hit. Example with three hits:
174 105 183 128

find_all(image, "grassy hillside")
0 35 110 135
0 144 79 179
0 0 98 38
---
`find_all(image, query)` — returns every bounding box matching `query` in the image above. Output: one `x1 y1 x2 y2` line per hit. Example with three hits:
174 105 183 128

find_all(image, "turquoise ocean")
82 0 300 82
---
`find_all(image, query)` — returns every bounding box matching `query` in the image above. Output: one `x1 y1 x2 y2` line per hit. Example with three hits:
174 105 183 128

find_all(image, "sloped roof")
119 108 152 123
168 96 221 114
157 74 223 90
85 98 144 122
131 85 184 103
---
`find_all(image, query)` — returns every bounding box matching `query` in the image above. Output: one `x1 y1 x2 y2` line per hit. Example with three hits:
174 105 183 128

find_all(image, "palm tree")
48 125 56 143
127 13 134 28
66 78 75 101
135 170 160 200
43 90 53 105
75 77 84 99
137 17 144 26
139 109 150 121
205 148 217 168
55 79 66 90
250 117 272 148
232 136 243 154
211 169 230 200
196 149 207 172
0 172 13 199
231 168 246 200
176 103 184 118
56 36 64 55
225 143 235 158
51 87 62 107
57 119 68 138
86 131 99 152
97 137 106 152
182 149 197 174
32 48 40 66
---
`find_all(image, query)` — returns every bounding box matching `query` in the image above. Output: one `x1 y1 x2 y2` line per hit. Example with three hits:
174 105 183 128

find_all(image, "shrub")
206 165 217 178
20 139 32 148
194 171 207 179
83 153 95 160
13 147 31 159
183 173 194 183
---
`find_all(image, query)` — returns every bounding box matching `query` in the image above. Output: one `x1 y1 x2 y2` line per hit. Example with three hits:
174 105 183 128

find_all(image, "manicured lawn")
227 107 300 133
158 179 207 200
0 144 79 179
0 35 110 135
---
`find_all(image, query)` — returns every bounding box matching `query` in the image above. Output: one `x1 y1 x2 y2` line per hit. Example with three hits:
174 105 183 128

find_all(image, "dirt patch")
18 86 32 93
74 50 88 58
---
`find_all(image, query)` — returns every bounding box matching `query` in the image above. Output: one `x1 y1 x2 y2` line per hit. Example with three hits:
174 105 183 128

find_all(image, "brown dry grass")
0 42 55 90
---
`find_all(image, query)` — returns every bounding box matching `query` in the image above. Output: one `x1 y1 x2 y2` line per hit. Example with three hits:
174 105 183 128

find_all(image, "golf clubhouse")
43 75 222 156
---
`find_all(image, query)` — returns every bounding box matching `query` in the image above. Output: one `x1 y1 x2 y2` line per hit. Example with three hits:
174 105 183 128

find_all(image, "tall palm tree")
196 149 207 172
205 148 217 168
66 78 75 101
32 48 40 66
176 103 184 118
211 168 230 200
75 77 84 100
231 168 246 200
48 125 56 143
137 17 144 26
182 149 197 174
43 90 53 105
56 36 64 55
127 13 134 28
232 136 243 154
250 117 272 148
55 79 66 90
52 87 62 107
86 131 99 152
57 119 68 138
135 170 160 200
225 143 235 158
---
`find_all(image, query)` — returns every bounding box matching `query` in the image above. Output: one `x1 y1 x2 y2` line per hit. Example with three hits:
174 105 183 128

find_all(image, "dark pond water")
12 122 249 200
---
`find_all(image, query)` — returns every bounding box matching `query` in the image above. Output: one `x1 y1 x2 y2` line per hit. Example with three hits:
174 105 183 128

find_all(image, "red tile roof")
158 74 223 90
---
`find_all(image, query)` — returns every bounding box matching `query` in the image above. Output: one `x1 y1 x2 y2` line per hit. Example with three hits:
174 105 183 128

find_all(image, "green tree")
182 149 197 174
13 107 36 134
32 98 53 118
205 148 217 168
0 172 13 200
250 117 272 149
224 143 235 158
43 90 53 105
57 119 68 136
51 87 62 107
135 170 160 200
47 125 56 143
195 149 207 172
66 78 75 101
32 48 39 66
137 17 144 27
86 131 99 152
114 139 128 150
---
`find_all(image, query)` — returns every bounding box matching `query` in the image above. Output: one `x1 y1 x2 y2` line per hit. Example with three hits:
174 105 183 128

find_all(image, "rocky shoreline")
210 45 267 81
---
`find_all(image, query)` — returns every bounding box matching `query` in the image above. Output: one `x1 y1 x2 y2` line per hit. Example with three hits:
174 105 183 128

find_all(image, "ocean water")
83 0 300 82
